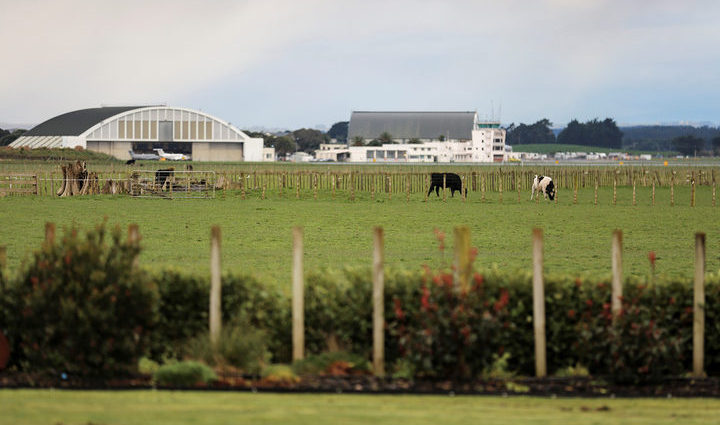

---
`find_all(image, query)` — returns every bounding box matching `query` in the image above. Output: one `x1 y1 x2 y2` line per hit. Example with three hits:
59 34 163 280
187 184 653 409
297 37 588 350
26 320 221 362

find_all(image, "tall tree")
270 135 297 156
327 121 349 142
556 118 622 149
505 119 555 145
0 129 26 146
378 132 394 144
711 136 720 155
671 135 705 156
292 128 327 153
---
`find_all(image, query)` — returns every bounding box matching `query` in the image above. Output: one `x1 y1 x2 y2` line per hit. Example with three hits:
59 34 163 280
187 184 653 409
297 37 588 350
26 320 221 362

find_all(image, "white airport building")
316 111 506 163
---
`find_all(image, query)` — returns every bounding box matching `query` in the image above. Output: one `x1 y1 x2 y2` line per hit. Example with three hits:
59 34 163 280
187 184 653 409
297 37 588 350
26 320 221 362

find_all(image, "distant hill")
620 125 720 151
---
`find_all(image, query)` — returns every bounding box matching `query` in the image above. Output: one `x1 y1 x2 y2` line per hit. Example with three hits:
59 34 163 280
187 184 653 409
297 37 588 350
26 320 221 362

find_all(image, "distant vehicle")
128 150 160 161
153 148 190 161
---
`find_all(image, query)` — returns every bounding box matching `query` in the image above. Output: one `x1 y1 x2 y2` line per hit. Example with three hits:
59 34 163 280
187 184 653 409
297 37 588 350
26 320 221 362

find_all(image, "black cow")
428 172 466 197
125 159 136 165
155 168 175 189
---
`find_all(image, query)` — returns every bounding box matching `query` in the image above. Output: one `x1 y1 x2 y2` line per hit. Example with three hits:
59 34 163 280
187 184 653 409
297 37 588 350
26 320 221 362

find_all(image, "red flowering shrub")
4 222 158 376
390 268 512 379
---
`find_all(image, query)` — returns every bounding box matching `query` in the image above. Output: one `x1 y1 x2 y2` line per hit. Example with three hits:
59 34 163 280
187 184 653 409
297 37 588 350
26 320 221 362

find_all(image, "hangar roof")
24 106 149 136
348 111 477 141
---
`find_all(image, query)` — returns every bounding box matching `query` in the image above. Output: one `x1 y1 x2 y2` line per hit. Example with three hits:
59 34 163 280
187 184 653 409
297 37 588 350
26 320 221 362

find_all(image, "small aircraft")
128 150 160 160
153 148 190 161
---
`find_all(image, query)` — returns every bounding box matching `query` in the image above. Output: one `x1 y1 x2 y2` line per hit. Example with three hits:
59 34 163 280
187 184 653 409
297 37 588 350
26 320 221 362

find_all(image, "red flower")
441 273 453 287
473 273 484 287
421 286 431 310
648 251 656 265
567 309 576 319
432 275 442 286
393 299 403 319
494 289 510 312
585 299 593 307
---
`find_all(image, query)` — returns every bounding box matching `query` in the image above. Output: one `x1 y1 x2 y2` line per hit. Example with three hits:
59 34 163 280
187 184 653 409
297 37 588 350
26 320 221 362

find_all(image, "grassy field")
0 185 717 286
1 390 719 425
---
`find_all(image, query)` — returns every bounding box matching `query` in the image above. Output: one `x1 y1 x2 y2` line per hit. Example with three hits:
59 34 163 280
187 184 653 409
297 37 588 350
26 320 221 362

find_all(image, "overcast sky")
1 0 719 129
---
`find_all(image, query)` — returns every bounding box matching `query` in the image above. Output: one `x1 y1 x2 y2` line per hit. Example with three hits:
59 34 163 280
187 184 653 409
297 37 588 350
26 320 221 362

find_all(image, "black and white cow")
428 172 466 197
531 175 555 201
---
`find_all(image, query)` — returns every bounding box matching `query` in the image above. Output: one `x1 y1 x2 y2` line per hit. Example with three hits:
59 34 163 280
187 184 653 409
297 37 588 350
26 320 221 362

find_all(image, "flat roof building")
343 111 506 162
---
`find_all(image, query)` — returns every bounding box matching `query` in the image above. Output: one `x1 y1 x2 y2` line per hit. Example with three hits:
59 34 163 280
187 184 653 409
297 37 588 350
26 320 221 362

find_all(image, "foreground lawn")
0 390 719 425
0 186 717 285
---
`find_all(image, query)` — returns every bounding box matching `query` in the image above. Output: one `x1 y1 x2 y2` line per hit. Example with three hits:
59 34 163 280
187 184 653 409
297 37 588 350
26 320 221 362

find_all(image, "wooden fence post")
498 171 503 204
350 173 355 202
532 228 547 378
406 175 410 203
652 178 656 206
45 222 56 245
241 175 246 200
573 174 578 205
453 226 471 292
373 227 385 376
210 225 222 346
292 226 305 361
388 174 392 201
694 232 706 377
613 173 617 206
594 174 598 206
611 230 623 316
670 172 675 207
481 174 486 202
691 173 696 207
632 181 636 206
313 173 318 201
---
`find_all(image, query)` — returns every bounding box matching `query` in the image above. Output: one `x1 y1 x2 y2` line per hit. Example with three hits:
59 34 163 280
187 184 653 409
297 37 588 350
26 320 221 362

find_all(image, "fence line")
6 167 720 199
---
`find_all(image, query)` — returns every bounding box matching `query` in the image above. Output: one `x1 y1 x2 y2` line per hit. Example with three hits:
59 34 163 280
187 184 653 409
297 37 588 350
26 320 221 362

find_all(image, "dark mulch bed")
2 371 720 397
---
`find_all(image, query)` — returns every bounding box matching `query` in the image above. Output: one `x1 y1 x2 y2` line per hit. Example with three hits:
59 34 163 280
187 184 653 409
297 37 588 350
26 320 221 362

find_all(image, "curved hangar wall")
11 106 264 162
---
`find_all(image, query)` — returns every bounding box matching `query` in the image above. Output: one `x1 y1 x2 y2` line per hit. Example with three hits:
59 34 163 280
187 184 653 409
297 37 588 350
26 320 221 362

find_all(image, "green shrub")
153 361 216 387
7 221 158 376
183 320 270 374
222 274 290 363
151 273 288 363
152 271 208 360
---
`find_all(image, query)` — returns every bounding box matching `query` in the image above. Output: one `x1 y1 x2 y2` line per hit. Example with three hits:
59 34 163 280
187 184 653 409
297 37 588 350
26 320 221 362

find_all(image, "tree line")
505 118 623 149
506 118 720 155
243 121 350 156
0 128 26 146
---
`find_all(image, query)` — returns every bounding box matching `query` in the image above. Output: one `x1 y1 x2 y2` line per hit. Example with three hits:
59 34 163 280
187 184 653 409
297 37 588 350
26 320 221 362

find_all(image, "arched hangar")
10 106 267 162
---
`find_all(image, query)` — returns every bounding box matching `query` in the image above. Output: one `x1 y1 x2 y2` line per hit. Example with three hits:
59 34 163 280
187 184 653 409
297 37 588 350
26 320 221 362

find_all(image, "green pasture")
0 185 718 286
1 390 719 425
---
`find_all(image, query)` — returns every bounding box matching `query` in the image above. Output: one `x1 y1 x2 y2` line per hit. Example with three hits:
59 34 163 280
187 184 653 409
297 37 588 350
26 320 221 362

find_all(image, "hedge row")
1 223 719 382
